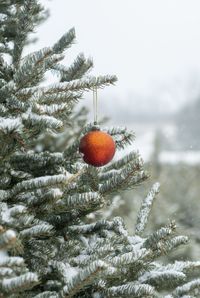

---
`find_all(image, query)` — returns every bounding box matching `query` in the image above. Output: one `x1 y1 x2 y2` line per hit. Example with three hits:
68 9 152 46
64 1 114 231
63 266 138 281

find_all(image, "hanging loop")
93 86 98 125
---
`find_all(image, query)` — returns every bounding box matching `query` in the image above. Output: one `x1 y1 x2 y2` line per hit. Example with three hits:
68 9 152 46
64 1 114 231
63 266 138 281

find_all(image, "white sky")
27 0 200 120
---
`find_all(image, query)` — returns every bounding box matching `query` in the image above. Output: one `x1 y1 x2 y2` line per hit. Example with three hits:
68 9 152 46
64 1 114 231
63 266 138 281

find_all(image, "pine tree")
176 96 200 150
1 1 200 297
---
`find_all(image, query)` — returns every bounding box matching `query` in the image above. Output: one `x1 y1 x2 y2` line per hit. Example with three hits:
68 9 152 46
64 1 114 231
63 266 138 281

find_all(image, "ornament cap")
90 123 100 131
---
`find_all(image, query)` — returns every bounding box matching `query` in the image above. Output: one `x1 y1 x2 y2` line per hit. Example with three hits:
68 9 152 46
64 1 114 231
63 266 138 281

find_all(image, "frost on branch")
135 182 160 235
59 53 93 82
104 283 155 297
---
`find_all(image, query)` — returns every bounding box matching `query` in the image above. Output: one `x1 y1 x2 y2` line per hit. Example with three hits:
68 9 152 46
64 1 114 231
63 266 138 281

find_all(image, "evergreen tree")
1 1 200 297
176 96 200 150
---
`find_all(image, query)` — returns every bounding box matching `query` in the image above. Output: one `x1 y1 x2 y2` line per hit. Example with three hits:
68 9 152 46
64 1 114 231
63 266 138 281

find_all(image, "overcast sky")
27 0 200 121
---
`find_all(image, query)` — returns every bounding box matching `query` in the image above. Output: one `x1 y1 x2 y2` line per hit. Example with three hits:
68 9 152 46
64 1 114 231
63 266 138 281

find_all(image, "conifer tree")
1 1 200 297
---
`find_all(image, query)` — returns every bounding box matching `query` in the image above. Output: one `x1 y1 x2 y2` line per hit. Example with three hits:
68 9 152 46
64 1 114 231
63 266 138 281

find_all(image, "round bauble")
79 129 116 167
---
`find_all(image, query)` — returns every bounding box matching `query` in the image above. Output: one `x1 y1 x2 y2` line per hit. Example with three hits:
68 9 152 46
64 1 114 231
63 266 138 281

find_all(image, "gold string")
93 86 98 125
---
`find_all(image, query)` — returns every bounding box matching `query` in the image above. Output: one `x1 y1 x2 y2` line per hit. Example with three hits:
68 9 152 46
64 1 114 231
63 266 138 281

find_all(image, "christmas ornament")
79 129 116 167
79 87 116 167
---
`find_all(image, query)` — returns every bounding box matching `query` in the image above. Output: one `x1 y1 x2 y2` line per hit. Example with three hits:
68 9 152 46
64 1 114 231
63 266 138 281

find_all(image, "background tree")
176 96 200 150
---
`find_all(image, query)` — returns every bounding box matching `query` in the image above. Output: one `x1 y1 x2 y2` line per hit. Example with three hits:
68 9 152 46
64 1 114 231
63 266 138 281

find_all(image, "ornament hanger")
93 86 98 125
79 85 116 167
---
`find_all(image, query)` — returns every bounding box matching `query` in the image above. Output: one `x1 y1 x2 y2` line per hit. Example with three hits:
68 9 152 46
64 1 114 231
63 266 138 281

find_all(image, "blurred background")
28 0 200 261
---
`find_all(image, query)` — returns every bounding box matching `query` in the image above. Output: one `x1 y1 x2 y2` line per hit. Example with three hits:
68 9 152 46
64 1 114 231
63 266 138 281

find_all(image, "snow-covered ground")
115 121 200 165
159 151 200 165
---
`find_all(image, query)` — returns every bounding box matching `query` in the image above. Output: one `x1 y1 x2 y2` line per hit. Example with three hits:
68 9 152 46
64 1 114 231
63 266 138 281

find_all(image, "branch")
135 183 160 235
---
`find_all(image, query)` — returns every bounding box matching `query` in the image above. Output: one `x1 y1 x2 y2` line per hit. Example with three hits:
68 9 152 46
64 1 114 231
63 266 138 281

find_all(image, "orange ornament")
79 130 116 167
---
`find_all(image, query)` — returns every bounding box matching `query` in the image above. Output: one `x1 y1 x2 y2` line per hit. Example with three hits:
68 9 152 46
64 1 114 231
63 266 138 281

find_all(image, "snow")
1 203 12 224
139 269 185 283
2 272 38 289
4 230 16 239
1 204 26 224
50 188 63 198
0 250 8 259
160 151 200 165
9 206 27 216
0 117 21 131
62 264 79 282
0 256 24 266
